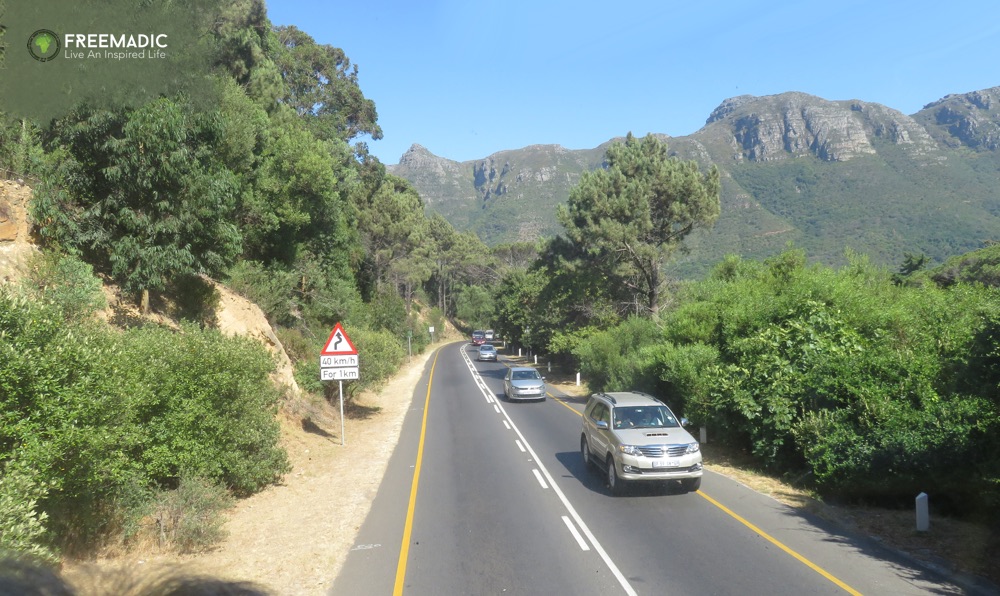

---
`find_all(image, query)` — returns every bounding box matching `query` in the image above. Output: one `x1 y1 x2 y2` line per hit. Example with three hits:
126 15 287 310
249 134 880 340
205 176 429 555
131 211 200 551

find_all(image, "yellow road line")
549 392 584 416
393 347 441 595
696 491 862 595
554 390 860 595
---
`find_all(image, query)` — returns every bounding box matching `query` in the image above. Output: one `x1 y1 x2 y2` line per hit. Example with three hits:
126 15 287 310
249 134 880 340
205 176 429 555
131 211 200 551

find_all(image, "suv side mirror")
595 420 609 430
680 417 690 427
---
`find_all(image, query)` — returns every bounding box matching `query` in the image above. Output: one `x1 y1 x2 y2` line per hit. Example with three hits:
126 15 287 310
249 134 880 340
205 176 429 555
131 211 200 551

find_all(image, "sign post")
319 322 359 445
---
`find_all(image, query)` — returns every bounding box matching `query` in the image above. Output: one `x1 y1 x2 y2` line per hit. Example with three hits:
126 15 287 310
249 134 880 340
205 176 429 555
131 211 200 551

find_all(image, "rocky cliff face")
389 142 607 243
390 144 476 209
914 87 1000 150
702 92 938 162
0 180 37 284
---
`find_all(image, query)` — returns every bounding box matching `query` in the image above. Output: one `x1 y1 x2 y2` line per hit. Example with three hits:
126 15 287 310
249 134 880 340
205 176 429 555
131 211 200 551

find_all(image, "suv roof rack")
597 392 616 405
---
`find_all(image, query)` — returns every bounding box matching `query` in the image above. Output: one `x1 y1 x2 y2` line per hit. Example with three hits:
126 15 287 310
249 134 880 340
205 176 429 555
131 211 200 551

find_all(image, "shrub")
168 274 221 327
296 324 405 400
350 325 405 395
573 317 661 392
0 292 289 549
0 465 56 562
427 307 446 342
20 250 106 321
151 474 233 553
226 260 296 325
652 341 719 418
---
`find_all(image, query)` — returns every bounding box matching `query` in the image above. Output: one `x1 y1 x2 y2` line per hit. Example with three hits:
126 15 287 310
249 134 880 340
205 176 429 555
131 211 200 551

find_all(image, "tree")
455 284 493 330
248 106 358 270
557 133 721 316
355 174 427 290
425 214 492 315
273 26 382 144
33 98 243 310
0 114 43 178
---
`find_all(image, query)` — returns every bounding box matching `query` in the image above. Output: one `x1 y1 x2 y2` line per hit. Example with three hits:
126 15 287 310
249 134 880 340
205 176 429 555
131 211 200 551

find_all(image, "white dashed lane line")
458 345 638 595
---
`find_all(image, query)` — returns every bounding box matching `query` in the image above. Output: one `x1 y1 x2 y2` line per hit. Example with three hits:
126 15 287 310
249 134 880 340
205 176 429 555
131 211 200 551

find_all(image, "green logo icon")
27 29 59 62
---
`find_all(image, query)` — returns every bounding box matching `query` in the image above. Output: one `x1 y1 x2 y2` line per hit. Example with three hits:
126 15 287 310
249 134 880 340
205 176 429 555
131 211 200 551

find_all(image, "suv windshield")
512 370 541 381
612 406 679 429
472 331 485 338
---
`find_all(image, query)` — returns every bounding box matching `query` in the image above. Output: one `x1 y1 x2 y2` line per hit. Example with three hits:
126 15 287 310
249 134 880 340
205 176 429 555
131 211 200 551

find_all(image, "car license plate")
652 460 680 468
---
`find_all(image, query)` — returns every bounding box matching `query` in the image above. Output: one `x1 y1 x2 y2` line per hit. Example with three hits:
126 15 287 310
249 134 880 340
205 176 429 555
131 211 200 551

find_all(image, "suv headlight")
686 442 700 454
618 444 642 457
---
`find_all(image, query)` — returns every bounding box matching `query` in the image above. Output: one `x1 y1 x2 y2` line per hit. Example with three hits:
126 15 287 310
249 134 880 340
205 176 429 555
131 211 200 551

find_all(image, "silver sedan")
503 367 546 401
477 344 498 362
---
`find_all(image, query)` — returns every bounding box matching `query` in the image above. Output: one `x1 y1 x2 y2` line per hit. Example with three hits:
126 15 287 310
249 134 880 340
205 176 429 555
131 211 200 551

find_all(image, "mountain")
389 87 1000 277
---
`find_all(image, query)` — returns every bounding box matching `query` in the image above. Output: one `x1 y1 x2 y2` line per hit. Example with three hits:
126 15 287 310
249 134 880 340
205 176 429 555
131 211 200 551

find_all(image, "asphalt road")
330 342 973 596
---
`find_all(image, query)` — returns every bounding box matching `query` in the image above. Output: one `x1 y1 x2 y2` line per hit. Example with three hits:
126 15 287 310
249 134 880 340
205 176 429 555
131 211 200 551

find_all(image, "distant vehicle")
477 344 498 362
581 391 702 495
503 367 546 401
485 330 495 340
472 330 486 346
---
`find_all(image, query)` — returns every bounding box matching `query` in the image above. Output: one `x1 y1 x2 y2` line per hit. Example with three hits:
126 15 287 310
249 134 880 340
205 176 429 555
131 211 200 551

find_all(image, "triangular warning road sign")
321 322 358 355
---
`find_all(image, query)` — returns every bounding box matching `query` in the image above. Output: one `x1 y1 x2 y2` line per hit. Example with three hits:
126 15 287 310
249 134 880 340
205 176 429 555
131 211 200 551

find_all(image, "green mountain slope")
390 87 1000 277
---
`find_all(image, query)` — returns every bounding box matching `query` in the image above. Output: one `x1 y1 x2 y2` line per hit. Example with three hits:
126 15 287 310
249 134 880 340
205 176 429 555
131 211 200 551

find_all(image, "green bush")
587 247 1000 515
226 260 296 325
0 291 289 550
168 274 221 327
20 250 106 321
573 317 662 392
427 307 446 342
0 465 56 562
351 325 405 395
365 287 407 336
113 324 289 495
405 313 430 353
652 341 719 418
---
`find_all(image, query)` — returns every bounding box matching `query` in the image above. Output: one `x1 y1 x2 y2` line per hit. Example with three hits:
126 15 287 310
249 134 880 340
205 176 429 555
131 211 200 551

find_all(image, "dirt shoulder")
65 341 445 595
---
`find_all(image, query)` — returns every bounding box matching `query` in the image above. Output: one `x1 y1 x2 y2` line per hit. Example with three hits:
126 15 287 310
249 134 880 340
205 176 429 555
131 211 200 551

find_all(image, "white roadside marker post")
916 492 930 532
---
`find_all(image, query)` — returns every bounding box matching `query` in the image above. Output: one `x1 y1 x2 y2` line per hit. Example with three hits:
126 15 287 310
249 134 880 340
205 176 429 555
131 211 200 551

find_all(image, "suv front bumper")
616 456 703 481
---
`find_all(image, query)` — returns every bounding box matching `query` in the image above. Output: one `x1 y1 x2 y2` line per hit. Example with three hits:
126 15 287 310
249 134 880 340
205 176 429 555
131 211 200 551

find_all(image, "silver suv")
581 391 703 495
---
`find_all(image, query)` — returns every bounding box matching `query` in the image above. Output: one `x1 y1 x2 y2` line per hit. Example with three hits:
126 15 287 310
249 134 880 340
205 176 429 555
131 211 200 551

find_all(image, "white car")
477 344 498 362
581 391 702 495
503 367 545 401
485 329 495 340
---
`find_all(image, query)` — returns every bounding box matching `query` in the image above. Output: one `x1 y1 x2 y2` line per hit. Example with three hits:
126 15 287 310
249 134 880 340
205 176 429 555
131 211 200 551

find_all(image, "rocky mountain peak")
706 95 759 125
701 92 941 162
916 87 1000 151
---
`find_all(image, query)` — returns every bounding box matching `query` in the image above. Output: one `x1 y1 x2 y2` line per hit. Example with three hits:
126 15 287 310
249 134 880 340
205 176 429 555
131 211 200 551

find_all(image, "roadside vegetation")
0 0 997 580
491 153 1000 541
0 1 495 561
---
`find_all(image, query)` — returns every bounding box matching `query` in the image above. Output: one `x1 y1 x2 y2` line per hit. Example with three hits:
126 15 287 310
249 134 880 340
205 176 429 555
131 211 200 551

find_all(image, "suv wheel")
607 457 625 496
581 436 592 469
681 477 701 492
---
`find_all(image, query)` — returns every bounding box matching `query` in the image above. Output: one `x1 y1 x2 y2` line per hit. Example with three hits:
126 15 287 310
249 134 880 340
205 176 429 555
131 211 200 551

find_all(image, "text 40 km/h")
321 354 358 367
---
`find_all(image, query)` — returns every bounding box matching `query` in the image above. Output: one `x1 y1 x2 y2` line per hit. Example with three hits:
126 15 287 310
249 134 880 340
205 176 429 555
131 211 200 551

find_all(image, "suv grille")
638 445 688 458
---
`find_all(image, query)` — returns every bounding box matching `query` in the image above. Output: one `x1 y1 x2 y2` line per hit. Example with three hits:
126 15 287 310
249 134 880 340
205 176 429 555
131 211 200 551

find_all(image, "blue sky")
265 0 1000 165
